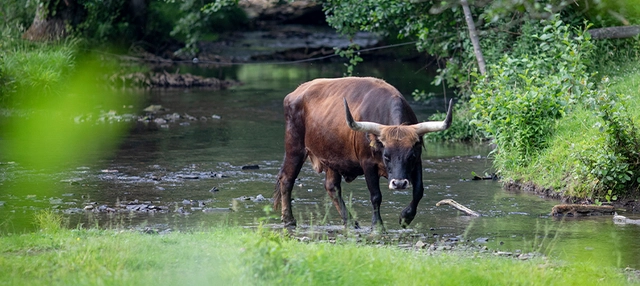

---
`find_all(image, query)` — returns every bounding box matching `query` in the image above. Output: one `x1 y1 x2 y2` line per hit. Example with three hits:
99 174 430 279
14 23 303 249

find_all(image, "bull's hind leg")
324 169 360 228
274 105 306 228
275 150 305 228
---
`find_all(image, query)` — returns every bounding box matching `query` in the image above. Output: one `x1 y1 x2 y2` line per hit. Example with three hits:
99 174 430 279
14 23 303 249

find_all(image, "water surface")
1 61 638 269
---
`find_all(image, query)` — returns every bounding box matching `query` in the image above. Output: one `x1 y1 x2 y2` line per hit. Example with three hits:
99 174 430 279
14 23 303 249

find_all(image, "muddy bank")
503 179 640 213
109 70 240 89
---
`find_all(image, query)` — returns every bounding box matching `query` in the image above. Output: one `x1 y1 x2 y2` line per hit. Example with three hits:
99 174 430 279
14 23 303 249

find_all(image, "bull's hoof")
283 218 297 229
370 224 386 234
399 217 409 228
399 207 415 227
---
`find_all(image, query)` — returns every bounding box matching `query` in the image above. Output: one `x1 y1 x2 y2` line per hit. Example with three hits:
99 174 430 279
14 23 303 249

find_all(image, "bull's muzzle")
389 179 410 189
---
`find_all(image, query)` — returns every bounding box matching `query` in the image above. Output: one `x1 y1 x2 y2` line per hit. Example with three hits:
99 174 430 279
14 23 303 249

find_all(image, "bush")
0 40 77 105
571 78 640 199
423 100 486 142
470 16 594 171
467 14 640 201
169 0 248 57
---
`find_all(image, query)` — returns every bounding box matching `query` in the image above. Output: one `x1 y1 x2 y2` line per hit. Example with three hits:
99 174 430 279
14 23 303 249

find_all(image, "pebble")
202 207 231 213
252 194 267 202
177 174 199 179
176 207 190 215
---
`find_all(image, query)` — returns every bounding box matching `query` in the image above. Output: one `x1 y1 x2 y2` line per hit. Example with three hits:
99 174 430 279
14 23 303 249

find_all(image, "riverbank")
0 212 637 285
498 60 640 211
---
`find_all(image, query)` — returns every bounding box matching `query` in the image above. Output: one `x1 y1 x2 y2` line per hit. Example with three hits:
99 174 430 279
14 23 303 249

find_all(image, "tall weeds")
0 33 78 105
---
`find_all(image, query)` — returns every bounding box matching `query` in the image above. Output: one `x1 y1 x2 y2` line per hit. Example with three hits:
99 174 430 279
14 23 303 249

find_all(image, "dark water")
1 61 639 269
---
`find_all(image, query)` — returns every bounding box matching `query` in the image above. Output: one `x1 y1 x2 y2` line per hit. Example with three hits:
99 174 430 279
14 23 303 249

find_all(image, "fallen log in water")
550 204 615 217
613 213 640 225
108 71 240 89
436 199 481 217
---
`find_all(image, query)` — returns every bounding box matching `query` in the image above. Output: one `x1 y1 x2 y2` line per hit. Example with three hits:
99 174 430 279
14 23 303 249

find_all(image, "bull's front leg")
400 162 424 228
363 164 385 232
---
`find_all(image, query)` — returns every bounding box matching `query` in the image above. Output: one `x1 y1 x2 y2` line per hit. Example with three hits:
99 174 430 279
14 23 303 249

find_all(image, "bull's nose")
389 179 409 189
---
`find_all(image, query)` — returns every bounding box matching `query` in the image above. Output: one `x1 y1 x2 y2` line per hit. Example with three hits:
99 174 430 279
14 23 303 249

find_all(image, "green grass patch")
0 212 636 285
0 40 77 104
465 16 640 201
505 107 598 192
502 59 640 200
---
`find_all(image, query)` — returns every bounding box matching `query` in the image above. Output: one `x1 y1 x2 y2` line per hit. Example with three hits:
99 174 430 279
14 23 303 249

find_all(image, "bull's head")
344 98 453 189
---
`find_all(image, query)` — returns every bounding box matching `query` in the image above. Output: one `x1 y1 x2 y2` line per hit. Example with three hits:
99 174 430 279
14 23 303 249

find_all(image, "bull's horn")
343 98 383 135
413 99 453 135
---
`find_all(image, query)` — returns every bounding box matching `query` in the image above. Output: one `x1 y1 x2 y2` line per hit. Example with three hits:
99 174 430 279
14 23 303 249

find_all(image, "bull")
273 77 453 230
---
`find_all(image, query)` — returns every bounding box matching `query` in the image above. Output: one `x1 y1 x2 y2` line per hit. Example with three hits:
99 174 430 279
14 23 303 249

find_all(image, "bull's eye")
383 154 390 162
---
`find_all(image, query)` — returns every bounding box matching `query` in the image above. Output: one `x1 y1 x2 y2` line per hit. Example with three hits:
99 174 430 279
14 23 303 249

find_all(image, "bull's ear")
343 98 384 135
367 133 383 150
412 99 453 135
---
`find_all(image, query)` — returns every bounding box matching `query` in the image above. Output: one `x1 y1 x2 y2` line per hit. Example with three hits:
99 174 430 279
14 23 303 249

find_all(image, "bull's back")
283 77 416 173
284 77 413 127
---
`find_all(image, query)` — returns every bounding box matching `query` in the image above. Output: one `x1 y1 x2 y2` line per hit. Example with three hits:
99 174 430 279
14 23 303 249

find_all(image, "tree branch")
460 0 486 75
436 199 481 217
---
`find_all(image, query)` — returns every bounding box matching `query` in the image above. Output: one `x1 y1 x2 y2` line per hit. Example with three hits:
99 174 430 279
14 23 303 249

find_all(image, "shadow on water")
1 60 640 269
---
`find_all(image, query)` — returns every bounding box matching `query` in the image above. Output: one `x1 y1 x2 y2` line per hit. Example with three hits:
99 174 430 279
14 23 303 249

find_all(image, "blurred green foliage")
1 55 133 197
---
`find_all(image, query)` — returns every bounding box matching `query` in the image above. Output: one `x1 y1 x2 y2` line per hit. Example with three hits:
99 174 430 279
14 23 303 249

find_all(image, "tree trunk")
22 0 82 41
588 25 640 40
22 3 68 41
128 0 149 40
460 0 486 75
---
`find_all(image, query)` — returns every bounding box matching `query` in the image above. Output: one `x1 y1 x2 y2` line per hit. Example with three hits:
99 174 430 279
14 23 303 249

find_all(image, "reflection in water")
1 61 639 269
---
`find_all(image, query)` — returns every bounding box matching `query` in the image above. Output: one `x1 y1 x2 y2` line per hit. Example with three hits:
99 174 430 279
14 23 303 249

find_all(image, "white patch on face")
388 179 410 189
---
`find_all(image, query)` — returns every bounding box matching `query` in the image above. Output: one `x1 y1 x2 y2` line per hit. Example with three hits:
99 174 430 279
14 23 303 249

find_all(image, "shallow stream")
1 60 639 269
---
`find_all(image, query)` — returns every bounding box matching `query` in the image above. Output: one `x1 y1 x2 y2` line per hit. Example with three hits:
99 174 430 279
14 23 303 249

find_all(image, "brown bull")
273 77 453 230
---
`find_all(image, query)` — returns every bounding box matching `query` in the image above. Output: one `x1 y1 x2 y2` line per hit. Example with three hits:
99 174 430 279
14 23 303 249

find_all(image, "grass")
0 212 637 285
508 107 599 193
0 223 252 285
499 59 640 199
0 39 77 103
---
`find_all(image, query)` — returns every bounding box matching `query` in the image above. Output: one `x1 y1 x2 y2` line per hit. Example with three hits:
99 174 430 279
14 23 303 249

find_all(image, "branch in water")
436 199 480 217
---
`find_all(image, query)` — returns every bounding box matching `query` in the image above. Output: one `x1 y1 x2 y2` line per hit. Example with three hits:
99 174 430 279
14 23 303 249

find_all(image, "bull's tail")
273 179 282 210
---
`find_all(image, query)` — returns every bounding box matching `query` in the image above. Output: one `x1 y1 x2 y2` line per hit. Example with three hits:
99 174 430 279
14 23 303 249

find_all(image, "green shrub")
571 78 640 199
171 0 248 56
470 16 594 171
423 100 486 142
468 15 640 200
0 0 37 30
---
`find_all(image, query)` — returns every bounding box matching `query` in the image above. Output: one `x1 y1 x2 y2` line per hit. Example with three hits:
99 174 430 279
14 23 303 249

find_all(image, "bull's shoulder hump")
284 77 400 105
296 77 389 89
